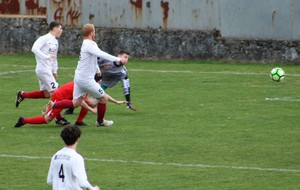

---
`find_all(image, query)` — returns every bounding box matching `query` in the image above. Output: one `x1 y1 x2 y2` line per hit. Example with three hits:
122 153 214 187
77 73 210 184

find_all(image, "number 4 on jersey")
59 164 65 182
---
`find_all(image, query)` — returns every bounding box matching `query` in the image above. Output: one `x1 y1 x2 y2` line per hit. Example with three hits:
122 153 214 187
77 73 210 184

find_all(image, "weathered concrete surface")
1 17 299 63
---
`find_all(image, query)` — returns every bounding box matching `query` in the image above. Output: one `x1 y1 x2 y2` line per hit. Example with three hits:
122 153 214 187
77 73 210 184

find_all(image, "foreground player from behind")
47 125 100 190
16 21 63 108
51 23 127 126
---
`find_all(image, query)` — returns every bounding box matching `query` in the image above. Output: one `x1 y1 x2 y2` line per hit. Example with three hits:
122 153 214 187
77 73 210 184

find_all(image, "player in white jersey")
63 50 136 115
47 125 100 190
15 21 68 124
52 23 127 126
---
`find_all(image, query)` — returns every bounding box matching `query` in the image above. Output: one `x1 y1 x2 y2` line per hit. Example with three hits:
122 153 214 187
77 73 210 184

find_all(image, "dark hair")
60 125 81 146
49 21 61 31
118 50 130 55
94 74 102 82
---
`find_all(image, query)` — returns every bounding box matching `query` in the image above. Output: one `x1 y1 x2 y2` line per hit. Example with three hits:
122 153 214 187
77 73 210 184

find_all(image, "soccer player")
99 50 137 111
15 21 63 108
63 50 137 115
14 80 126 128
51 23 127 127
47 125 100 190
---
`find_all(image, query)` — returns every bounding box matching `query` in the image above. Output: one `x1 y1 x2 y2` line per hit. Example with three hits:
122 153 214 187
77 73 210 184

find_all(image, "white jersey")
32 32 59 74
74 39 120 82
47 147 95 190
73 39 121 99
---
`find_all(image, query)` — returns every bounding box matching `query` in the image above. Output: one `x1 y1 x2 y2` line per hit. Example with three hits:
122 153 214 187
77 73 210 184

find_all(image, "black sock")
125 94 131 103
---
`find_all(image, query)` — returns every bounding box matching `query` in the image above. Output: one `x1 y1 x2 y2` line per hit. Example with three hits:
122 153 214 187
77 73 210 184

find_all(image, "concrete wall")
1 0 300 40
220 0 300 40
0 16 48 54
1 17 299 63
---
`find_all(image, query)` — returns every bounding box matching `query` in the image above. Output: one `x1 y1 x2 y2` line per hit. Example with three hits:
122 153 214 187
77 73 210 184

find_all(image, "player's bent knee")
98 96 107 104
45 116 53 124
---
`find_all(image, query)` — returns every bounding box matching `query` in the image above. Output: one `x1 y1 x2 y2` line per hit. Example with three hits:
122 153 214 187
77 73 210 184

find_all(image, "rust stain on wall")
192 9 200 19
130 0 142 9
160 0 169 29
271 10 277 35
272 10 276 25
54 7 63 21
130 0 143 27
0 0 20 14
51 0 81 27
89 13 94 23
66 7 81 26
26 0 46 15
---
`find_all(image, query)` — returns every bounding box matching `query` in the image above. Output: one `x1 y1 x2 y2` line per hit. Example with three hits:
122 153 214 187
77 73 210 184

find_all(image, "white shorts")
73 78 105 100
36 71 58 92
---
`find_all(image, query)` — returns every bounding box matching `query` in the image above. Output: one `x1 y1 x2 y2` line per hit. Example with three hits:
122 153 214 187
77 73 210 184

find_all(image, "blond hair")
82 23 95 37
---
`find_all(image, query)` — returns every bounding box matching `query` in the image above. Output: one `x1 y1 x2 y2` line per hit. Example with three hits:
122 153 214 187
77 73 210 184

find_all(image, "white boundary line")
265 97 300 102
0 68 74 76
130 69 264 75
2 67 300 76
0 154 299 173
0 70 36 75
130 69 300 77
2 63 300 76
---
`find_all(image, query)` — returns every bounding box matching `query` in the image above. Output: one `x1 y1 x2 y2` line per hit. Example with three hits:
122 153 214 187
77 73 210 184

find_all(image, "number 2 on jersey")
59 164 65 182
51 82 56 89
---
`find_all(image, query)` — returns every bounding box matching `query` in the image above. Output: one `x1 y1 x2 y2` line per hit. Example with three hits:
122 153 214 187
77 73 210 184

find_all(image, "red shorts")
47 107 63 119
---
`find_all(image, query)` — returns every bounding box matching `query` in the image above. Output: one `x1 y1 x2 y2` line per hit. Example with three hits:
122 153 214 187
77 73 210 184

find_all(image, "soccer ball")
270 67 285 82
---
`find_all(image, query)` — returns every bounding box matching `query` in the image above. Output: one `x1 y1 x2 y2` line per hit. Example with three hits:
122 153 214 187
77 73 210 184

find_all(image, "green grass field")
0 54 299 189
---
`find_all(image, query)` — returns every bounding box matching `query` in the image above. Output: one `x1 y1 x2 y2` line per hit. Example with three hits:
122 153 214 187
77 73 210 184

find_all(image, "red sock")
53 100 73 109
76 108 88 123
55 114 62 120
22 91 46 99
23 116 46 124
97 103 106 123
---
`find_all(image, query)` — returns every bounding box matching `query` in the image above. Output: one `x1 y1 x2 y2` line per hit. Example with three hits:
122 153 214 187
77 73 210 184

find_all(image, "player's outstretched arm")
104 94 127 105
80 100 97 113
